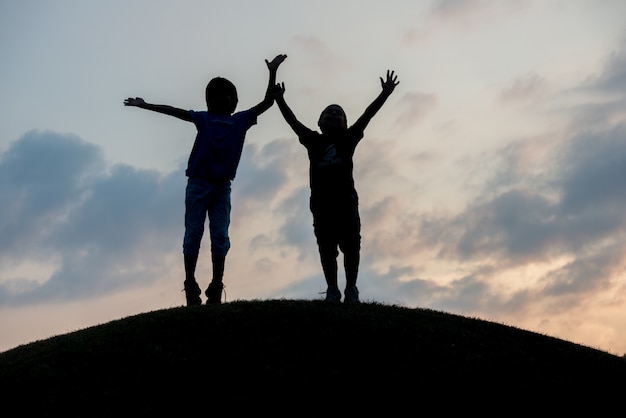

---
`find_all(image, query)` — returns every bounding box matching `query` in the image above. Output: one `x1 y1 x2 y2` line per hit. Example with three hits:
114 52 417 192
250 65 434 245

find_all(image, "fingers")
123 97 142 106
268 54 287 67
385 70 399 86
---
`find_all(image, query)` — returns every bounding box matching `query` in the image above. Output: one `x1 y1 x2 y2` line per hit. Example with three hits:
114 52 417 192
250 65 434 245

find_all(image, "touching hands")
266 54 288 72
270 82 285 100
124 97 146 107
380 70 399 95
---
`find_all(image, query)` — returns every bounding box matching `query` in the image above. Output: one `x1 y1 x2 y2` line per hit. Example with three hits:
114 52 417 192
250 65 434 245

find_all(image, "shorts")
183 177 231 257
310 193 361 258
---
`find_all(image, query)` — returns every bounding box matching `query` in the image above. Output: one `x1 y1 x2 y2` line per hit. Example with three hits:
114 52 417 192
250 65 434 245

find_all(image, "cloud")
568 39 626 130
540 245 625 300
402 0 527 45
592 41 626 94
288 35 352 78
0 131 185 305
357 39 626 322
498 73 547 103
0 131 103 258
413 120 626 274
429 0 527 30
395 92 437 131
430 0 487 21
557 124 626 217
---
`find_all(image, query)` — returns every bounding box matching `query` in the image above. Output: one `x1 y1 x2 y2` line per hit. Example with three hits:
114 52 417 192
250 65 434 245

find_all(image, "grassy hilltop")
1 299 624 415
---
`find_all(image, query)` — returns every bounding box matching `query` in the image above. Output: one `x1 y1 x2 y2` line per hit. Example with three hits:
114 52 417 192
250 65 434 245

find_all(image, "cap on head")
206 77 238 114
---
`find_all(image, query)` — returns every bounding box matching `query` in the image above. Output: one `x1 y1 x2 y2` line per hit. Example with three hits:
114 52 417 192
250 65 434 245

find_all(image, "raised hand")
265 54 288 72
270 82 285 99
124 97 146 107
380 70 399 95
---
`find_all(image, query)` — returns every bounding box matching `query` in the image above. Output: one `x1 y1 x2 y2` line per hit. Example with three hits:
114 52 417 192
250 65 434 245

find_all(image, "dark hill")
1 299 624 415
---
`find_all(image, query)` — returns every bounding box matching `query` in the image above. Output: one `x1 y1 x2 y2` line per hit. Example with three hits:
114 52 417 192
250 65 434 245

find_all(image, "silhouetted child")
124 54 287 306
273 70 399 303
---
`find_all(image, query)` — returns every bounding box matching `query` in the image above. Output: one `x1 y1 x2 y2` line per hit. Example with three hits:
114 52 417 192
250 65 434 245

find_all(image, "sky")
1 0 626 355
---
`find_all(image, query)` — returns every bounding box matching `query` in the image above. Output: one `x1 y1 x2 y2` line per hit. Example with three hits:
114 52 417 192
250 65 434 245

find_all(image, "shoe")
325 286 341 302
183 280 202 306
344 286 360 303
205 281 224 304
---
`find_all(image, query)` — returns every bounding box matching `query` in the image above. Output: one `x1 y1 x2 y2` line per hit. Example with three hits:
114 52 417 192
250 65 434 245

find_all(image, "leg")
343 249 360 289
340 197 361 303
212 253 225 284
183 253 201 306
184 253 198 282
319 247 339 289
311 198 341 301
205 253 226 304
205 182 231 304
320 248 341 302
182 179 208 306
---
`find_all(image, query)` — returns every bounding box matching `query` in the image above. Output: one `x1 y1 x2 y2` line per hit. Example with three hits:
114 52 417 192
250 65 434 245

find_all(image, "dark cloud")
568 39 626 130
0 130 103 257
452 189 559 264
424 121 626 271
593 41 626 94
234 139 292 204
558 125 626 216
0 131 185 305
233 138 315 259
540 245 624 300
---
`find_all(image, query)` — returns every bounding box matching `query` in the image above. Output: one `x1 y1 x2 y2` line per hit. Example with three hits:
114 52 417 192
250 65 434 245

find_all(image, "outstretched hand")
269 82 285 99
124 97 146 107
380 70 399 95
266 54 288 72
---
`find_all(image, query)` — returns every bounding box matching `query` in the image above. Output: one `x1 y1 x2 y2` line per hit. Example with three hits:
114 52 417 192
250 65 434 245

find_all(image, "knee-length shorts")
183 177 231 257
310 194 361 258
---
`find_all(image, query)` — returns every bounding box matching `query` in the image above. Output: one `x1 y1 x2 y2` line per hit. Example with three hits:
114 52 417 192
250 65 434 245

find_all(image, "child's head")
205 77 238 114
318 104 347 134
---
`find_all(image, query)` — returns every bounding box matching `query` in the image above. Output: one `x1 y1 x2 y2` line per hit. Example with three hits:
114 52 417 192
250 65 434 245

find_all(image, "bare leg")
184 253 198 282
183 254 201 306
320 251 338 289
344 250 360 289
206 253 226 304
212 253 225 284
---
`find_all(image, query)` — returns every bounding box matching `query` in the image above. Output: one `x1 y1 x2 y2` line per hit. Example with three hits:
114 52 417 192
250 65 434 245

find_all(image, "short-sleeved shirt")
186 109 257 182
298 126 365 201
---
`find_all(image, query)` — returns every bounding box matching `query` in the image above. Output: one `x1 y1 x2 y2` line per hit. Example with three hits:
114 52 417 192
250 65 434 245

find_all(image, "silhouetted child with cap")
124 54 287 306
273 69 399 303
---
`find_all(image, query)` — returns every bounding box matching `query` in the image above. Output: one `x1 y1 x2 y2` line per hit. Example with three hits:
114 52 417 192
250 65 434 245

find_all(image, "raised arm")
250 54 288 116
123 97 191 122
273 82 310 136
352 70 399 131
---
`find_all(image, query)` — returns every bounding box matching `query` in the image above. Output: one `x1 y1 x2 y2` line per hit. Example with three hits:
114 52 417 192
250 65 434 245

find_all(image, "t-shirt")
186 109 257 181
298 126 365 200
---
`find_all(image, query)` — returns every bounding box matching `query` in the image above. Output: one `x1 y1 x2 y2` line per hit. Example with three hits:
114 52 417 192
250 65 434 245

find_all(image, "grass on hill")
1 299 624 415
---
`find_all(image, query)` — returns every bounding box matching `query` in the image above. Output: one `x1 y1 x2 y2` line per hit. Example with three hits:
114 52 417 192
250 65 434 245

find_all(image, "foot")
324 286 341 302
344 286 360 303
183 280 202 306
205 281 224 304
